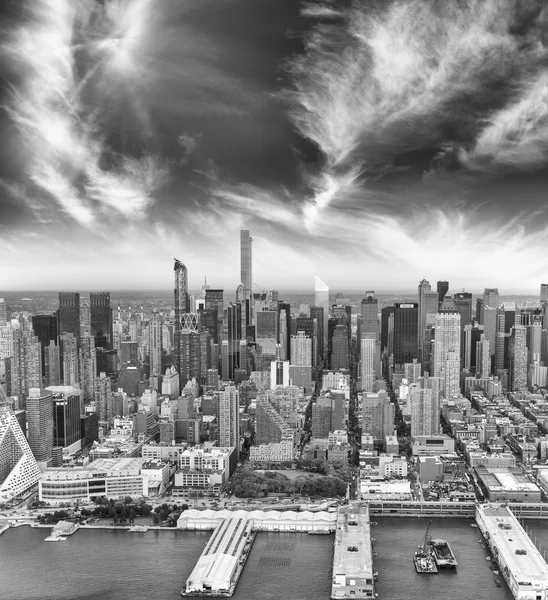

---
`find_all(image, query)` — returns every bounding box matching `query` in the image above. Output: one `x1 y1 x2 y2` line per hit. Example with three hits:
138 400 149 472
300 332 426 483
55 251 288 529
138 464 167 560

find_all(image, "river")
3 518 548 599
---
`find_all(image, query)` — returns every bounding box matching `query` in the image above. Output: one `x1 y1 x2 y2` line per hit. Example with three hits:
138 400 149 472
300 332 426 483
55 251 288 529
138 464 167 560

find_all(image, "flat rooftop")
479 504 548 583
185 515 252 593
478 469 540 493
331 505 374 599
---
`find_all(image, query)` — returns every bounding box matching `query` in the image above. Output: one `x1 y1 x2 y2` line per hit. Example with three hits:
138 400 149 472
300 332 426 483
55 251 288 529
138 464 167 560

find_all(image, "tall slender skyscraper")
240 230 253 301
418 279 439 367
217 385 239 447
148 309 163 379
360 292 379 341
174 259 189 376
315 276 329 354
541 284 548 306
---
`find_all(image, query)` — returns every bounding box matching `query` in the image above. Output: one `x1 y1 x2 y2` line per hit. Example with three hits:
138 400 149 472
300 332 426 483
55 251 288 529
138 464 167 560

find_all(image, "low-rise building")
468 452 516 469
378 454 407 478
475 466 542 502
249 440 293 463
417 456 444 482
384 435 399 455
412 435 455 456
141 460 171 497
173 445 235 497
359 478 412 500
38 458 150 502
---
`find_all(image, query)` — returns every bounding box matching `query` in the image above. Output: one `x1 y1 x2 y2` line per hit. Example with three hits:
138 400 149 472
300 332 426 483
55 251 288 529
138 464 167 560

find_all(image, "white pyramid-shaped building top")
315 276 329 292
0 405 41 503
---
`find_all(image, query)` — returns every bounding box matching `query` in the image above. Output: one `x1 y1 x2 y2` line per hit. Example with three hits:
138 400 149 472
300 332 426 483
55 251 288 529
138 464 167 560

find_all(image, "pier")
331 505 375 599
182 514 256 597
476 503 548 600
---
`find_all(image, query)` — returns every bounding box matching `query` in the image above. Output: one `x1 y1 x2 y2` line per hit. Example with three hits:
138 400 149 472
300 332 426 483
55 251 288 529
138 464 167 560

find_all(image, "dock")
331 505 375 599
182 514 256 597
476 503 548 600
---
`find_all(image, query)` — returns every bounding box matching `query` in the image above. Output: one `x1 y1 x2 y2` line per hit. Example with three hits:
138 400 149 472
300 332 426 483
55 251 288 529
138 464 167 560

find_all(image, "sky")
1 0 548 294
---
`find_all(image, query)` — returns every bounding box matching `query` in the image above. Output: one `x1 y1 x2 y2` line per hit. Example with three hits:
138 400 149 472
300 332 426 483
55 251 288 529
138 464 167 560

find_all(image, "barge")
414 520 438 574
430 539 458 569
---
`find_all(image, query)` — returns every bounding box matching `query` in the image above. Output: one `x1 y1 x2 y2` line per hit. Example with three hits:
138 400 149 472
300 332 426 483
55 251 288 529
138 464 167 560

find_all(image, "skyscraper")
476 334 490 378
410 387 439 436
433 313 461 398
418 279 439 367
360 338 376 392
436 281 449 307
44 341 60 387
8 329 42 396
0 298 7 324
360 292 379 340
496 302 519 373
291 331 312 367
26 388 54 465
148 309 163 379
78 336 96 402
0 403 41 503
510 325 527 392
483 288 499 326
90 292 113 349
31 314 57 376
57 292 80 340
541 284 548 306
61 333 78 387
361 391 394 439
330 324 349 370
217 385 239 447
50 387 82 451
174 259 189 376
309 305 324 364
393 303 418 365
240 230 253 301
314 276 329 351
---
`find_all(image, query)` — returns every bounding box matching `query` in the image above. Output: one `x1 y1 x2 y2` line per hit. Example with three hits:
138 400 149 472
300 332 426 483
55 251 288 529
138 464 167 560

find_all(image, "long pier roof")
480 504 548 582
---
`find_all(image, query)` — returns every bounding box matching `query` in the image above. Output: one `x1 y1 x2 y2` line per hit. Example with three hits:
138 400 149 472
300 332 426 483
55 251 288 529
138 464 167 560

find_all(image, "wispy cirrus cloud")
283 0 548 226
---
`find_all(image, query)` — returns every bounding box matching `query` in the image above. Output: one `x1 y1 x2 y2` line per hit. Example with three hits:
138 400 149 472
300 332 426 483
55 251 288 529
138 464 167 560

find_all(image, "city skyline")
3 2 548 290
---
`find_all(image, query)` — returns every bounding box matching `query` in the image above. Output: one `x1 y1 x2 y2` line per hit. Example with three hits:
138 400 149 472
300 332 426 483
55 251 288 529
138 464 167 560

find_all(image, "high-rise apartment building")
361 391 394 440
217 385 239 448
360 338 376 393
433 313 461 398
240 230 253 301
0 298 7 324
476 334 491 379
0 403 41 503
57 292 80 340
90 292 113 349
291 331 312 367
61 333 78 387
256 310 278 365
78 336 96 402
95 372 112 423
148 309 163 378
509 325 527 392
410 387 439 436
8 329 42 396
26 388 54 465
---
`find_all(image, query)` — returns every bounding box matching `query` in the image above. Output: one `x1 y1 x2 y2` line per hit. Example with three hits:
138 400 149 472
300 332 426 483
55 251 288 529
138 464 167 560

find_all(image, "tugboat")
414 520 438 574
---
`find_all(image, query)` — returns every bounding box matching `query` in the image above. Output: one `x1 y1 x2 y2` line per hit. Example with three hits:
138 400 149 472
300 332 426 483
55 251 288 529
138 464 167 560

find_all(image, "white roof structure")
178 509 337 531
